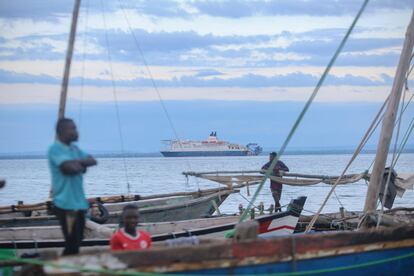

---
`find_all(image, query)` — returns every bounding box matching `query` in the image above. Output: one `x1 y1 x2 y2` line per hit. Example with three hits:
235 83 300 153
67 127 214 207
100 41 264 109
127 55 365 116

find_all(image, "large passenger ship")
160 132 262 157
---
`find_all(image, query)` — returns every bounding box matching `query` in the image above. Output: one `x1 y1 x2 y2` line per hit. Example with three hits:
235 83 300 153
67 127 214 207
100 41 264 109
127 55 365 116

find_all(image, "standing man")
48 118 97 255
261 152 289 212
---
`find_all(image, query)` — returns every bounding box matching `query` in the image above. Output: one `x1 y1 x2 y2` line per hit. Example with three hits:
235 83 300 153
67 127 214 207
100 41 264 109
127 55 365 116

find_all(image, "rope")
117 1 177 139
77 0 89 131
305 82 388 232
392 117 414 167
333 190 344 208
238 192 267 210
366 92 413 172
100 0 131 194
238 0 369 225
406 53 414 79
116 0 198 189
366 50 414 172
301 209 338 221
376 82 408 227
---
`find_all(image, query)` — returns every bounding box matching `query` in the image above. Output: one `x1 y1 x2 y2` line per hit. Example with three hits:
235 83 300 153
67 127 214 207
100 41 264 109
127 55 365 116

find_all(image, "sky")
0 0 413 154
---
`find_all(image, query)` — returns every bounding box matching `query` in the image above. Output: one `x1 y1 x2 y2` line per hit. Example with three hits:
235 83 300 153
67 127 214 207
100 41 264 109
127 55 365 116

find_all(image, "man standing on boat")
262 152 289 212
48 118 97 255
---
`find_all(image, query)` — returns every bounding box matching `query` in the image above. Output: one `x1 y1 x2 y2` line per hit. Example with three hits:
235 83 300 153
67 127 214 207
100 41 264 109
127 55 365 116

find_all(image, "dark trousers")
54 206 86 256
271 188 282 212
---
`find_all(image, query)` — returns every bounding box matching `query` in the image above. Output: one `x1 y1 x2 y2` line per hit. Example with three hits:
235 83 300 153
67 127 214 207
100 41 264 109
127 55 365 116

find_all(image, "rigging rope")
310 21 414 232
77 0 89 131
392 117 414 167
333 190 344 208
374 66 414 217
100 0 131 194
238 0 370 224
366 55 414 172
376 79 408 227
366 93 413 171
305 98 386 232
116 0 199 189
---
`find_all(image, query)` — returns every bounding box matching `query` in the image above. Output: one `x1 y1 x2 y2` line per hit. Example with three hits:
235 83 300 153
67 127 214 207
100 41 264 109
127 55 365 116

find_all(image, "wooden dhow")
0 188 234 227
0 197 307 250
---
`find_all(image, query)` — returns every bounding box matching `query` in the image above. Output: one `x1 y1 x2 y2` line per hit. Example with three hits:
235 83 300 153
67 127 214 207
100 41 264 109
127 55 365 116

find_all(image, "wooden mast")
57 0 81 119
363 10 414 213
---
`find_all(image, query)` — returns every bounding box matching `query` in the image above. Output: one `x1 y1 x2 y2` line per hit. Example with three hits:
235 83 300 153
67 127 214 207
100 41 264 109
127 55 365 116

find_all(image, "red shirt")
110 229 152 251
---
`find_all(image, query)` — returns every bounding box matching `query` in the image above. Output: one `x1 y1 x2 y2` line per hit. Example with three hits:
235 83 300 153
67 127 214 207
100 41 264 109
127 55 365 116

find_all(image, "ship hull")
161 150 250 157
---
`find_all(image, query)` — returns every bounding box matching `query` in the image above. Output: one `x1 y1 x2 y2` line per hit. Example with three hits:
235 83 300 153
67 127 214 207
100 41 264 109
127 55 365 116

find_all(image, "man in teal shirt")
48 118 97 255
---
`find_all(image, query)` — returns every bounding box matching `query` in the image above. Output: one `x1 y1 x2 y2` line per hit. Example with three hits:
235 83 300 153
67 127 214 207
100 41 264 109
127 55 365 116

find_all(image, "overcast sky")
0 0 413 154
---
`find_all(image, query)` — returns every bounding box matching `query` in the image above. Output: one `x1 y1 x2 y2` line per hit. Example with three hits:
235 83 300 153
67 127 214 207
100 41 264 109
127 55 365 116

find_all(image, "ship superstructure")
161 132 262 157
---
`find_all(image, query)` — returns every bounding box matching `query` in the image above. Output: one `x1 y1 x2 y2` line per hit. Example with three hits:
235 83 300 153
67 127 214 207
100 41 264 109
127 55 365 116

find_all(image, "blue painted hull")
161 150 249 157
183 246 414 275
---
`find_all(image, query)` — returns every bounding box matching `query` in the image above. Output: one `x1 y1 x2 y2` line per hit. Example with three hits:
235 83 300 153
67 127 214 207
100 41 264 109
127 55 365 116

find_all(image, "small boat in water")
161 132 262 157
41 224 414 275
0 197 306 250
0 188 234 227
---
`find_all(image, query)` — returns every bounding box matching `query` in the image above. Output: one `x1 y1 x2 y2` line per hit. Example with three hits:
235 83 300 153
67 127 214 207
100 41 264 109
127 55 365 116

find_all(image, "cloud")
0 69 59 84
0 28 403 68
92 29 270 53
121 0 191 18
1 0 412 22
0 0 73 20
286 38 403 55
0 83 394 105
191 0 413 18
0 68 394 88
0 0 186 22
194 69 224 78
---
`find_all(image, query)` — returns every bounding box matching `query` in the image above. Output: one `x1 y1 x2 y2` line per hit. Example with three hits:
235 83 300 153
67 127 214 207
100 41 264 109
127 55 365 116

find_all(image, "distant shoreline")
1 149 413 160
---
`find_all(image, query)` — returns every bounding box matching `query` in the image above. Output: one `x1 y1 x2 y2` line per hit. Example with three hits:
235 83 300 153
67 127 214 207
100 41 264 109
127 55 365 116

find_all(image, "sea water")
0 154 413 216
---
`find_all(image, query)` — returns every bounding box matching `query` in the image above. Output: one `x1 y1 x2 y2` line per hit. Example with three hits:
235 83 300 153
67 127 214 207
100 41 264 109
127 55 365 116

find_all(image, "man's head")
269 152 277 161
56 118 78 144
122 204 139 231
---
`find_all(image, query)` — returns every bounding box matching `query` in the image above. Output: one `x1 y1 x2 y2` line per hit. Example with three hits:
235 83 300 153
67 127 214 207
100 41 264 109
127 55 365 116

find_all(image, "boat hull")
0 197 306 249
41 225 414 275
0 191 232 227
184 246 414 275
39 225 414 275
161 150 250 157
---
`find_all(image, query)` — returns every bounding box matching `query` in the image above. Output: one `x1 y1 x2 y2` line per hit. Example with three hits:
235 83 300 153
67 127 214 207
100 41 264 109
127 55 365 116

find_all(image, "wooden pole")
58 0 81 119
363 10 414 213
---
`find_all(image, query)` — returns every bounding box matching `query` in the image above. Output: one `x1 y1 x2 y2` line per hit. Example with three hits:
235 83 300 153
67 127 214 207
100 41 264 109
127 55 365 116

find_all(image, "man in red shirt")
261 152 289 212
110 204 151 251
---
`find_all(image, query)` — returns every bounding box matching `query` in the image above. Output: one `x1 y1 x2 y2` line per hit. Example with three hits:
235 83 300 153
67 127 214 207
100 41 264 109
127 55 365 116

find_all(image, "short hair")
56 118 74 135
270 152 277 157
122 204 139 213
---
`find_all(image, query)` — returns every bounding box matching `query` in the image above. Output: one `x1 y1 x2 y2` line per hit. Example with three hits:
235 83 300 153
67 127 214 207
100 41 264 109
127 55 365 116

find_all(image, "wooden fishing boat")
39 224 414 275
0 197 306 250
11 199 414 243
0 188 234 227
0 185 236 219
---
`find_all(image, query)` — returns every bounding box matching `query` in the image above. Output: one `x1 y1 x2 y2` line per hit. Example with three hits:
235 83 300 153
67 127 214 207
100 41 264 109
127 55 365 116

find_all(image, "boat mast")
363 10 414 213
57 0 81 119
